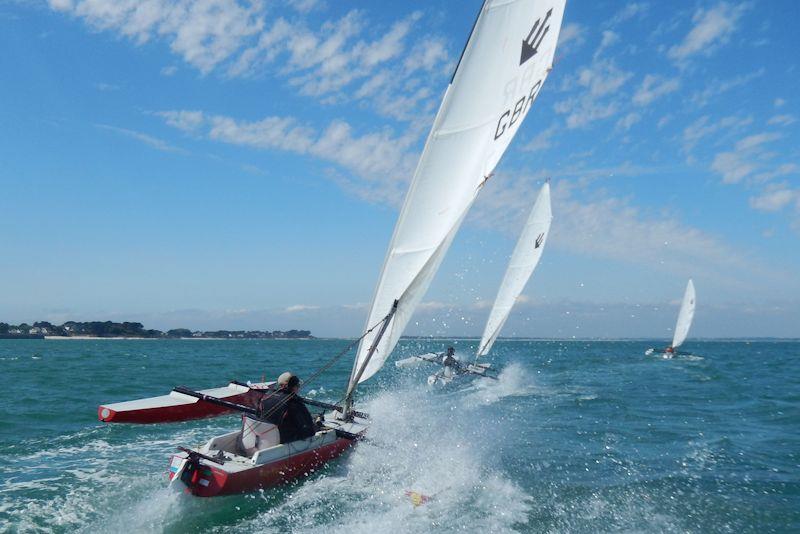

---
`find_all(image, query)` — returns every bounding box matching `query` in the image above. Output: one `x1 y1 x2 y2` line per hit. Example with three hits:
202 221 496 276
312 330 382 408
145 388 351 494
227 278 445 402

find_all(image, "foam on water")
0 422 233 533
462 362 546 407
230 383 532 533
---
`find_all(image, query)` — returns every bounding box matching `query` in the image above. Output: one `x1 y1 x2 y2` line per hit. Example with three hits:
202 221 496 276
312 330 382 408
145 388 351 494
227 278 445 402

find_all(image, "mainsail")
477 181 552 358
671 279 696 349
350 0 567 386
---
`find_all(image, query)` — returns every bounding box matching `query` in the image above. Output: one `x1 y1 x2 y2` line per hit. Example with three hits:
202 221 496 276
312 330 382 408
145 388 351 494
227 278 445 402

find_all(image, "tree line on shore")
0 321 312 339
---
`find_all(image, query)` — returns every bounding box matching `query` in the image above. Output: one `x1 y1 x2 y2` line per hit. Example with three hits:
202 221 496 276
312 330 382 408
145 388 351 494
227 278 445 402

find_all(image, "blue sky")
0 0 798 338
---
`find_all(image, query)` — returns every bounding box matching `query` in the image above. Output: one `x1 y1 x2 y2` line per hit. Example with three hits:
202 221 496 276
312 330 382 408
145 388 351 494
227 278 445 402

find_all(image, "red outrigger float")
98 381 272 424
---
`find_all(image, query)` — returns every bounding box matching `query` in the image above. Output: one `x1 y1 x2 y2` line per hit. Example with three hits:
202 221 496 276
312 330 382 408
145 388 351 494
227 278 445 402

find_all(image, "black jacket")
259 389 315 443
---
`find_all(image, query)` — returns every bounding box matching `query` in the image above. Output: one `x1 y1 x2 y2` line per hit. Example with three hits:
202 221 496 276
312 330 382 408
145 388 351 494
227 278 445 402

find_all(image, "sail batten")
671 279 695 349
350 0 566 387
477 182 552 358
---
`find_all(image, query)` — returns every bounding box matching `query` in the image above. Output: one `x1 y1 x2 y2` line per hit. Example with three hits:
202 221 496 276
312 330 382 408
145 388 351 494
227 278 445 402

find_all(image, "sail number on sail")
494 5 555 141
495 79 542 140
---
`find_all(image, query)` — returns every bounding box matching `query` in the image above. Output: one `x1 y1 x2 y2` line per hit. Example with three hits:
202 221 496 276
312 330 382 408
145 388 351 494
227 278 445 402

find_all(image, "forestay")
351 0 567 385
477 181 552 358
671 279 696 349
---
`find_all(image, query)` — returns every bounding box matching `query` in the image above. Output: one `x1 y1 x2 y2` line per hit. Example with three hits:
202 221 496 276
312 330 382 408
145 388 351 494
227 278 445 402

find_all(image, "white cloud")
607 2 650 26
632 74 679 106
53 0 265 74
753 163 800 183
158 110 418 205
555 56 632 129
228 10 449 123
94 82 119 91
711 151 756 184
616 112 641 131
285 0 321 13
767 114 797 127
95 123 185 153
556 98 619 129
48 2 450 125
48 0 72 10
593 30 619 59
710 132 790 185
284 304 320 312
160 65 178 76
668 2 750 62
470 173 758 281
736 132 781 151
749 185 798 212
522 125 557 152
208 115 317 153
556 22 586 55
157 110 205 132
774 98 786 108
576 58 632 97
681 114 752 154
690 69 764 107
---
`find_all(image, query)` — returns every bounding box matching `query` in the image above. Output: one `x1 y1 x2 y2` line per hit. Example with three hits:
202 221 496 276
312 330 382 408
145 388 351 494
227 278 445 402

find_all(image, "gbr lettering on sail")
494 5 555 142
494 74 543 141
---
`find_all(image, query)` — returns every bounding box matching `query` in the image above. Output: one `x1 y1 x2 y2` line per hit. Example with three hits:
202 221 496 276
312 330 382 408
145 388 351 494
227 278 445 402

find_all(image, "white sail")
671 279 695 349
350 0 566 385
477 181 552 358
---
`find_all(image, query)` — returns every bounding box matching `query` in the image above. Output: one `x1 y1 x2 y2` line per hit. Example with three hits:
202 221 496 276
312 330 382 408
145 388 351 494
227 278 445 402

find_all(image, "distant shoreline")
1 320 313 340
41 336 314 340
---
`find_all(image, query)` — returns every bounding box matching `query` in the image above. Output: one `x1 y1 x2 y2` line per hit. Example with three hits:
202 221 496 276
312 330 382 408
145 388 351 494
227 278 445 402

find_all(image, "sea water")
0 339 797 533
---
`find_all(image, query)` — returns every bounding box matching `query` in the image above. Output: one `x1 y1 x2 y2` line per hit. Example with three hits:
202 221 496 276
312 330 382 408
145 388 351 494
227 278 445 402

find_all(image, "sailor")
442 347 463 375
259 372 316 443
442 347 457 367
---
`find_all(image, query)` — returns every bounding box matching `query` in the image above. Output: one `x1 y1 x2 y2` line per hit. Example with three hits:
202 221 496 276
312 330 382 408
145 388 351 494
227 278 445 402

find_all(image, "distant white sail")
671 279 696 349
477 181 552 358
350 0 567 385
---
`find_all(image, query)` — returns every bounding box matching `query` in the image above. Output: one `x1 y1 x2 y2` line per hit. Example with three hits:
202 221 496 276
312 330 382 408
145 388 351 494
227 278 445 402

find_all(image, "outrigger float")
98 381 272 424
99 0 566 497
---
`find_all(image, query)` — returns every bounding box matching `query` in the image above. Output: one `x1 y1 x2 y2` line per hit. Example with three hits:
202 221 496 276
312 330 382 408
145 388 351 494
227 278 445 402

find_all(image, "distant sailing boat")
109 0 567 497
401 181 553 385
646 279 696 358
358 0 566 391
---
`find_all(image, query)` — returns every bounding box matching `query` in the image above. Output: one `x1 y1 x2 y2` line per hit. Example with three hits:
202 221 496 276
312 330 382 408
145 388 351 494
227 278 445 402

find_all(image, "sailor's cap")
277 372 294 386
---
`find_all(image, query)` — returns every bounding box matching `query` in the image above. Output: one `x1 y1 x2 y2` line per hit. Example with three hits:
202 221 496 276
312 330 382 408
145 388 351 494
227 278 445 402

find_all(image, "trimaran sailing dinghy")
101 0 566 497
398 181 553 385
646 279 696 358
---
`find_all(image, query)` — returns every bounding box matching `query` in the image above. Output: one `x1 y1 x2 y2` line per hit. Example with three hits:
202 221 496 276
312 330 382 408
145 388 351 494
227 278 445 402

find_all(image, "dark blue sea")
0 339 798 533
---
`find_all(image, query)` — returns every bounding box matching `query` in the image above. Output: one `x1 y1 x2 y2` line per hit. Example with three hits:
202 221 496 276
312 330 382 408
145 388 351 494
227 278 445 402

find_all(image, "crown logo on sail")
521 8 553 66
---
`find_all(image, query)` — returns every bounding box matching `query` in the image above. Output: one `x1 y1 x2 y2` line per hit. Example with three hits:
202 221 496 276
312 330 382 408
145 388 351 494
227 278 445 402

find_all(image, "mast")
343 300 398 418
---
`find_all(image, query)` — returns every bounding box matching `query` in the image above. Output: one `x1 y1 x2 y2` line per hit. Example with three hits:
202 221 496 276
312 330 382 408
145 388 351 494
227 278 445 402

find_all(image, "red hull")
170 438 355 497
99 389 265 424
